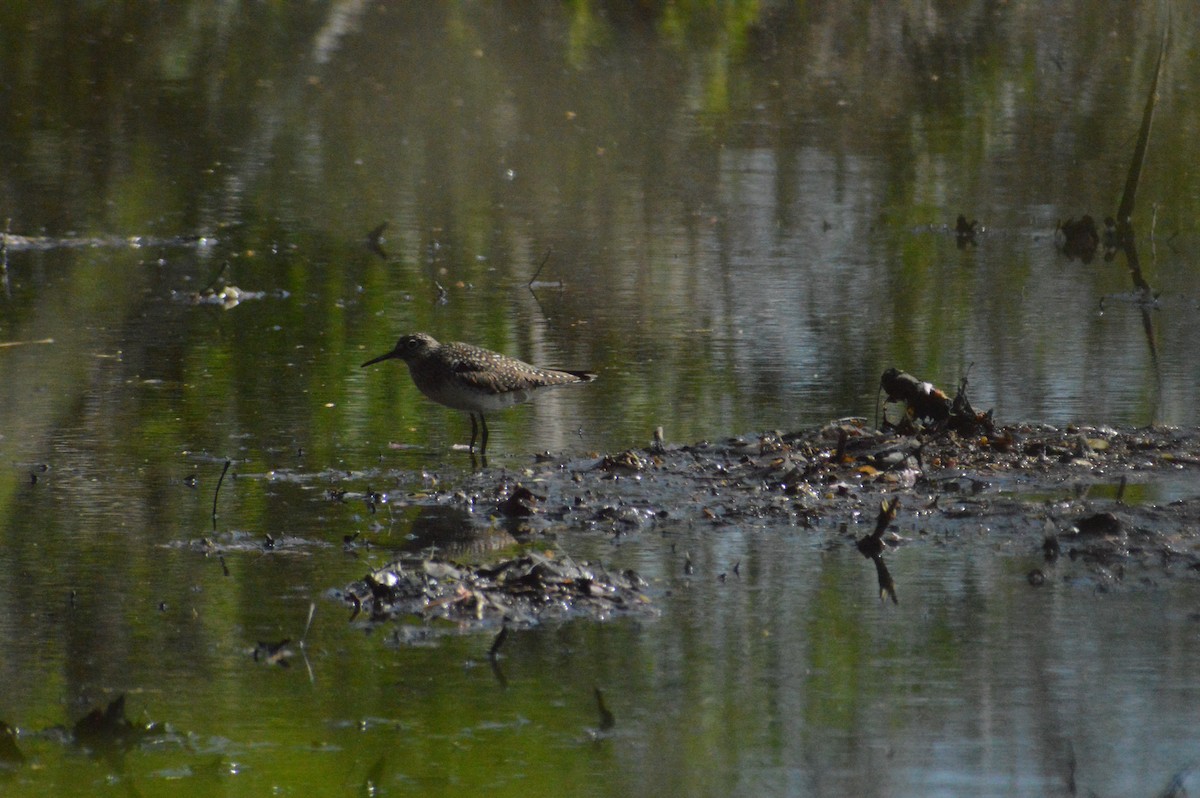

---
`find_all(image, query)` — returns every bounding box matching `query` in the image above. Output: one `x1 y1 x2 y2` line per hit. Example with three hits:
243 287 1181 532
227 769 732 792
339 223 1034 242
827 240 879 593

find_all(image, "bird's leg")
468 414 479 452
479 414 489 455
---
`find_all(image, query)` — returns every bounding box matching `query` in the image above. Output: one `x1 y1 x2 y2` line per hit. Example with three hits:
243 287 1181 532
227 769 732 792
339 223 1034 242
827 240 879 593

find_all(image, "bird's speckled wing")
444 344 591 394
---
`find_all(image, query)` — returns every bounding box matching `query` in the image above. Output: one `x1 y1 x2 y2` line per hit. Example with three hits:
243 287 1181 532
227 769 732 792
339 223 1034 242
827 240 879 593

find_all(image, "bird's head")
361 332 438 367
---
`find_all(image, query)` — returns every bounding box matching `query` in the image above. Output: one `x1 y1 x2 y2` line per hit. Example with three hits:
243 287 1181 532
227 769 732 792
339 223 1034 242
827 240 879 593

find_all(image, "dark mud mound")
339 551 653 632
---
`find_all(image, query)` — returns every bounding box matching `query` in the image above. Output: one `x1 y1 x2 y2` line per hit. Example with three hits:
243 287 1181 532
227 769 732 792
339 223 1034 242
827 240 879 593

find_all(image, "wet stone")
1070 512 1126 540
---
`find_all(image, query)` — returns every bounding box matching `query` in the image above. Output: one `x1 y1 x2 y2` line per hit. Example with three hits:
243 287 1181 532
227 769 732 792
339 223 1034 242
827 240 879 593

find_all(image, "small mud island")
335 415 1200 637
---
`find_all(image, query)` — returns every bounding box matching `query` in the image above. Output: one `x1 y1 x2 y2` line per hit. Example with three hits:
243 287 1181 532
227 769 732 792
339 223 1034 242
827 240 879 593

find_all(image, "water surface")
1 3 1199 795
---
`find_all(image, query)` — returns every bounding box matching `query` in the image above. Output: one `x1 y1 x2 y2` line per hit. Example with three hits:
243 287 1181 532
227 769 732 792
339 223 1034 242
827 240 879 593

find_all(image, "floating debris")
0 337 54 350
366 221 388 259
879 367 993 436
599 450 648 472
955 214 981 248
0 232 215 251
1056 215 1100 263
880 368 952 426
179 285 281 309
0 721 24 767
72 695 164 753
496 484 544 518
252 638 294 667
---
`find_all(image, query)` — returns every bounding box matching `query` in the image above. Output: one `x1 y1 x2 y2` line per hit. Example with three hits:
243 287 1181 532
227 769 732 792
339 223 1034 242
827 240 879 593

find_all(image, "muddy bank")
329 421 1200 635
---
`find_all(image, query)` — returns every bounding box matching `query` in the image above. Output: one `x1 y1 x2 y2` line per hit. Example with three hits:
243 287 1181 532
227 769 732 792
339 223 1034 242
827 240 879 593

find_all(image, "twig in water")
1150 203 1159 261
1157 766 1191 798
1114 19 1169 233
365 222 388 259
488 624 509 661
212 459 231 529
199 261 230 295
528 249 552 287
301 602 316 647
594 687 615 730
0 338 55 349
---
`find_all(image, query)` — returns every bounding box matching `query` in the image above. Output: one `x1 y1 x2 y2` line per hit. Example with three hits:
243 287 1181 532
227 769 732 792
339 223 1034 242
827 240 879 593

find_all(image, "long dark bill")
361 349 399 368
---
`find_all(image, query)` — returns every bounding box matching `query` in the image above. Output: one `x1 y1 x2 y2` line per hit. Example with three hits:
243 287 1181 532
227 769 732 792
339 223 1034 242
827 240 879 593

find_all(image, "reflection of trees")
1103 22 1169 420
5 4 1190 239
0 3 1195 438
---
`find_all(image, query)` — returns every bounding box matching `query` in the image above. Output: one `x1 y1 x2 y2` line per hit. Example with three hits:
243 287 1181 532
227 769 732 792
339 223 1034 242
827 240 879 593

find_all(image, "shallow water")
5 495 1200 797
2 3 1200 795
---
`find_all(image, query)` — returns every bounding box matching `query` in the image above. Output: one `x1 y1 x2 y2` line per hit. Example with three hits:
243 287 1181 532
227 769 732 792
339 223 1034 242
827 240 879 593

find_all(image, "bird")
361 332 596 455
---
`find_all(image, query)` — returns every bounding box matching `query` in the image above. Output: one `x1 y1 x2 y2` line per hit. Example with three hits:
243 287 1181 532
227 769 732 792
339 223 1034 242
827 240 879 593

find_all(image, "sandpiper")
361 332 596 454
